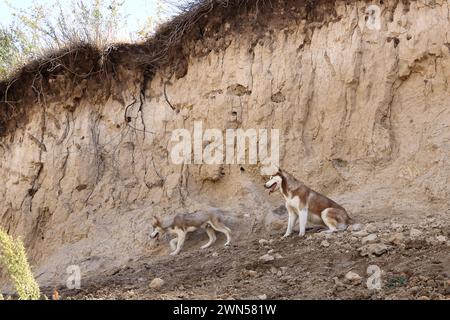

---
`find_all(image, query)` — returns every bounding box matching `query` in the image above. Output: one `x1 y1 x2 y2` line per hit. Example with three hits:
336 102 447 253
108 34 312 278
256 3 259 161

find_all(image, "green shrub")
0 228 40 300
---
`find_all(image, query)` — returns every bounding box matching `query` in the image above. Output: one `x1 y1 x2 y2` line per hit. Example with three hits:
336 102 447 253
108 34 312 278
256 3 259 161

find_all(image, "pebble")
349 223 363 232
353 230 369 237
365 223 378 233
243 270 258 278
410 228 423 239
436 235 447 244
259 254 275 262
333 277 345 286
345 271 362 283
258 294 268 300
388 233 405 245
321 240 330 247
259 239 270 246
358 243 391 257
274 253 283 259
149 278 165 289
391 223 404 232
410 286 420 295
361 234 378 244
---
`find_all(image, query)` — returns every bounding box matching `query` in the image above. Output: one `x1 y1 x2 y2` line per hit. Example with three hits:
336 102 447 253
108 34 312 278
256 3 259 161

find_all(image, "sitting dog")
265 168 356 238
150 210 232 255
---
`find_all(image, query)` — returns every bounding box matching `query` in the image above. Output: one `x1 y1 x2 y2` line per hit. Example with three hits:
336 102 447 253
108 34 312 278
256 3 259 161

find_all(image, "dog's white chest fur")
283 192 322 225
283 193 303 210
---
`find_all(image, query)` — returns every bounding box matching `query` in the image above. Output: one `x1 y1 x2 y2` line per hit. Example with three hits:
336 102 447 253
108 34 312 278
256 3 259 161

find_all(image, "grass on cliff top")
0 0 332 136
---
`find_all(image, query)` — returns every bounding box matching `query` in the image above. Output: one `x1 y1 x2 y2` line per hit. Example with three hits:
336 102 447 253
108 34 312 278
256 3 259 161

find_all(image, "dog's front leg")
299 208 308 237
169 238 178 251
170 230 186 256
283 207 297 239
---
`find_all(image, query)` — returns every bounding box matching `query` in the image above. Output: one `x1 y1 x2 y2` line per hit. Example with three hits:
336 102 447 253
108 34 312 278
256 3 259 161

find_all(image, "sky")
0 0 176 37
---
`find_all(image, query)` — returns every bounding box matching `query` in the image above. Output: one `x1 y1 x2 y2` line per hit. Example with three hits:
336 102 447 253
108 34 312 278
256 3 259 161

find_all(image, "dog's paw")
170 251 179 256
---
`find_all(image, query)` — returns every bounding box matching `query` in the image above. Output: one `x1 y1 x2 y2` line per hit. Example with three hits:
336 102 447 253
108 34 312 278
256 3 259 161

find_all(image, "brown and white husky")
150 210 232 255
264 168 358 238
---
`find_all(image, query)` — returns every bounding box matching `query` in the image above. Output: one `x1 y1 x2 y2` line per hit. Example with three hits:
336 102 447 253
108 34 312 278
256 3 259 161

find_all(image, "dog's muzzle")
265 182 277 194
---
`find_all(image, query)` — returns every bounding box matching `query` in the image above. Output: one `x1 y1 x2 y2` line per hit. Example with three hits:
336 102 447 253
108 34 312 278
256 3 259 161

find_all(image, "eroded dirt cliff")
1 0 449 295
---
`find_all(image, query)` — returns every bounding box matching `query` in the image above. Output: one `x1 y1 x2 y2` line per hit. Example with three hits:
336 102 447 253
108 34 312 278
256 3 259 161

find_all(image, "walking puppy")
265 168 355 238
150 210 232 255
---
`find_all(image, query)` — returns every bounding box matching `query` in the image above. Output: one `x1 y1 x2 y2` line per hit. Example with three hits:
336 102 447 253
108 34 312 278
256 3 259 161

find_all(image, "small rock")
349 223 363 232
259 239 269 246
353 230 369 237
409 286 420 295
365 223 378 233
436 235 447 244
345 271 362 283
361 234 378 244
321 240 330 247
259 254 275 262
258 294 268 300
391 223 404 232
417 296 430 300
242 270 258 278
388 233 405 245
341 244 353 250
358 243 391 257
410 228 423 239
212 252 219 258
149 278 165 289
268 249 275 254
274 253 283 259
333 276 345 287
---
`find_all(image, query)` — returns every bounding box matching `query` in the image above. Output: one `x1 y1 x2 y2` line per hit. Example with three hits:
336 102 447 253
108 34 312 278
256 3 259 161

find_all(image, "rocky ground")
52 215 450 300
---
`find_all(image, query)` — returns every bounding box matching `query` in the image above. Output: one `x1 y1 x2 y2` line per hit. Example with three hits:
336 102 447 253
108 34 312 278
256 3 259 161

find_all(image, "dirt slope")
55 215 449 300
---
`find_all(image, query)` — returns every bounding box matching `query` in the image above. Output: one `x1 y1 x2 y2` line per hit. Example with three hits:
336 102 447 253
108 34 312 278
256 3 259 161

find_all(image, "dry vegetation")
0 0 341 137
